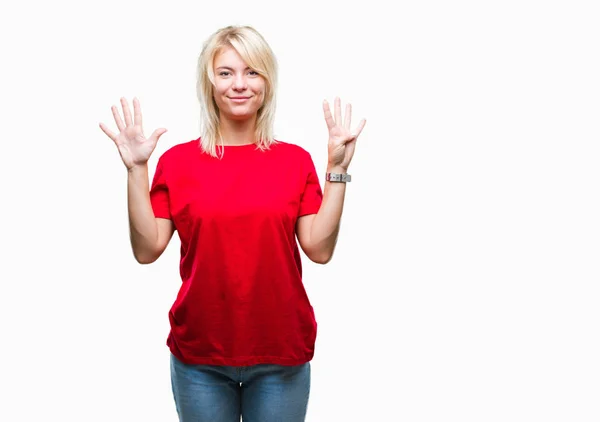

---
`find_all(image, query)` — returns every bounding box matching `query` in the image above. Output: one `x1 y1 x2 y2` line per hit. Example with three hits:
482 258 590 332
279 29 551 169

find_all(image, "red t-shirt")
149 138 323 366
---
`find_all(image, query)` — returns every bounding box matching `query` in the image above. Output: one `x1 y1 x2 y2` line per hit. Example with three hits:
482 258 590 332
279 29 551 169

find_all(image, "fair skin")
296 97 366 263
99 46 366 264
212 46 266 146
99 97 174 263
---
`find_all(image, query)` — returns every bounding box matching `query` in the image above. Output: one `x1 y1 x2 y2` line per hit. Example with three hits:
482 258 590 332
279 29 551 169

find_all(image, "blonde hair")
196 25 278 158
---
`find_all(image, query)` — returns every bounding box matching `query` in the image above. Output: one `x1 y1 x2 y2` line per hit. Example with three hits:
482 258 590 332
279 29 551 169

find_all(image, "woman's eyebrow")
216 66 251 70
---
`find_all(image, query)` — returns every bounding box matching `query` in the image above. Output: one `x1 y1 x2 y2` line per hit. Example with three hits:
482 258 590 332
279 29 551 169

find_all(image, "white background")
1 0 599 421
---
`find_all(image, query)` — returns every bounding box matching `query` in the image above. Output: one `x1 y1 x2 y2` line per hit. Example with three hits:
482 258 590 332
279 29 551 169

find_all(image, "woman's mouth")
229 96 251 103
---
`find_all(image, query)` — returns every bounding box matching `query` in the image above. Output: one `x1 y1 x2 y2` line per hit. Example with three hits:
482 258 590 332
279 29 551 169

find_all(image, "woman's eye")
218 70 258 76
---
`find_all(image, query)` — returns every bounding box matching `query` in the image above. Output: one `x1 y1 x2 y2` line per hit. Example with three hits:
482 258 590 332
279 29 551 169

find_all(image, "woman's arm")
128 164 175 264
296 97 366 264
296 164 347 264
100 97 173 264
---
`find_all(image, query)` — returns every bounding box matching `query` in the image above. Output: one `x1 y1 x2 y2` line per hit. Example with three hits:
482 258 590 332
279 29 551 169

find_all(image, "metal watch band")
325 172 351 182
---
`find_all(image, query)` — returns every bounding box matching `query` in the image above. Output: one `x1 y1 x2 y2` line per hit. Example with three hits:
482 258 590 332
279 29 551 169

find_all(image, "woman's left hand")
323 97 366 172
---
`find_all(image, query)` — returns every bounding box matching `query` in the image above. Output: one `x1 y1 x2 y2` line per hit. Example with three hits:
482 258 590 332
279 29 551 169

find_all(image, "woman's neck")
218 116 257 146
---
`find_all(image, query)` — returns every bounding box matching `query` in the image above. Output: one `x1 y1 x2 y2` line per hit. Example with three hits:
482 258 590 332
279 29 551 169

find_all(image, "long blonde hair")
196 25 278 158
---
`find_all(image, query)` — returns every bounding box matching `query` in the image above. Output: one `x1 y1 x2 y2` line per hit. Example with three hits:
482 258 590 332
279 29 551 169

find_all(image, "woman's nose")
232 75 247 90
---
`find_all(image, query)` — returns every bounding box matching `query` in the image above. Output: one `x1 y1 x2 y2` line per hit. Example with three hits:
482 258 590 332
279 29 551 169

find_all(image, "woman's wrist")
326 164 348 174
128 162 149 174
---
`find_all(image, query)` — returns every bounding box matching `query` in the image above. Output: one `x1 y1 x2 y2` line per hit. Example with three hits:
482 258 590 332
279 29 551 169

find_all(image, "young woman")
99 24 366 422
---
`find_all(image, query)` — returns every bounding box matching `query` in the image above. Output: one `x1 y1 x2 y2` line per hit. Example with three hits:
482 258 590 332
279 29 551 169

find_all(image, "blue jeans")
170 353 311 422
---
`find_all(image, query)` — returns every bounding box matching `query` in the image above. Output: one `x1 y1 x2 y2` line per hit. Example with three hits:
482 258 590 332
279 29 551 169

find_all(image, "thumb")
150 128 168 142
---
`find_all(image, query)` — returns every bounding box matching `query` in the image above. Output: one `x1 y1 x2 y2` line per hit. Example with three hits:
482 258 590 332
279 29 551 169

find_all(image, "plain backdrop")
1 0 599 421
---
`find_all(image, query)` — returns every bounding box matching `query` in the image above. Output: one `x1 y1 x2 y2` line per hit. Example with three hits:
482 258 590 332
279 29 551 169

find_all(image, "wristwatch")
325 172 351 183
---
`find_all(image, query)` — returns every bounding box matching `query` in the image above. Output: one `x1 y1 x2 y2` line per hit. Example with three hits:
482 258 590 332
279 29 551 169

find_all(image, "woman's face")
212 46 266 122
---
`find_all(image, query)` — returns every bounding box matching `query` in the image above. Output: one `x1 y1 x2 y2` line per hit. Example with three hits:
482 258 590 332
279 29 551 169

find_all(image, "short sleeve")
149 156 172 219
298 152 323 217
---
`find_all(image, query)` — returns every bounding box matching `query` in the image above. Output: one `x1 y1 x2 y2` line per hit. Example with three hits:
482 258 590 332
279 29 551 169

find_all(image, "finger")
111 105 125 131
121 97 133 126
133 97 143 128
322 100 335 130
341 135 355 145
334 97 342 126
343 103 352 130
149 128 168 142
352 118 367 138
99 122 117 143
345 138 357 155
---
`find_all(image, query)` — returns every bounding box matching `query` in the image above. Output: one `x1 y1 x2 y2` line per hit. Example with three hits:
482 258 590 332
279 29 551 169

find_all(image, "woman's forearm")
127 164 159 263
308 165 348 263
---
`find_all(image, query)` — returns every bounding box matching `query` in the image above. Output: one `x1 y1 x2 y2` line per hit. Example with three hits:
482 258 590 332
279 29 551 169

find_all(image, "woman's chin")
225 110 256 121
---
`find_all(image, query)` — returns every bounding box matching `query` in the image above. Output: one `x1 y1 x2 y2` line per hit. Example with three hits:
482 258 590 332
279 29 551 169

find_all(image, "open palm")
323 97 366 171
99 97 167 170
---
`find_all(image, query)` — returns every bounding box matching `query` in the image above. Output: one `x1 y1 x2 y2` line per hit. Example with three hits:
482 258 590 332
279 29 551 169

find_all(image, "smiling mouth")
229 97 251 103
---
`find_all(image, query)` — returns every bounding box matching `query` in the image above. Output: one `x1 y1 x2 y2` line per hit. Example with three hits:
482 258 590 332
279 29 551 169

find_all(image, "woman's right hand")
99 97 167 171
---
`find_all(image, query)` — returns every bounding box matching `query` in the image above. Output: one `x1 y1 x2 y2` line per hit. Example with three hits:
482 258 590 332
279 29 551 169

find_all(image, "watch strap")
325 172 351 182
